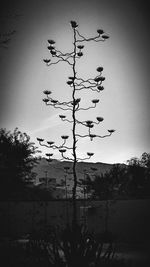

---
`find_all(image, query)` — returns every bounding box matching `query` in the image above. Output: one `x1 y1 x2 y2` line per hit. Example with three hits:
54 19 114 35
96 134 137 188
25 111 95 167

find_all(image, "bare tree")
37 21 115 225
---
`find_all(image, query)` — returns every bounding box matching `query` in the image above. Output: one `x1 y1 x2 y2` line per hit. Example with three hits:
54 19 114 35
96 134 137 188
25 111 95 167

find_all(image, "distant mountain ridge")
34 158 113 184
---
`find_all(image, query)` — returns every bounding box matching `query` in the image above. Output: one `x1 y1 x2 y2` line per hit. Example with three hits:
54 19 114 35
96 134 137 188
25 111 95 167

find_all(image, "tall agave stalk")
37 20 115 226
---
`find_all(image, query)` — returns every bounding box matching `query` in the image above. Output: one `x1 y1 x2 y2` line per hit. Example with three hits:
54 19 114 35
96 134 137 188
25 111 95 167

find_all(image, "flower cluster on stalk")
38 21 115 163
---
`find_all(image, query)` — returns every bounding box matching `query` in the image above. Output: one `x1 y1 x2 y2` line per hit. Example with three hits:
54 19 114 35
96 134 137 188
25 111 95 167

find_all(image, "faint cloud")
30 111 69 135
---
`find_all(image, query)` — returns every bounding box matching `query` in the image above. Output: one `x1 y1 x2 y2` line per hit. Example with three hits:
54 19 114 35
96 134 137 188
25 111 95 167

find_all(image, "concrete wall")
0 199 150 243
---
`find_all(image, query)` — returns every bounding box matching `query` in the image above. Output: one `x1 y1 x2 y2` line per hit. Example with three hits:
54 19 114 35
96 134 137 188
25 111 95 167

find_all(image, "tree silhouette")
0 128 40 199
37 21 115 225
127 156 147 198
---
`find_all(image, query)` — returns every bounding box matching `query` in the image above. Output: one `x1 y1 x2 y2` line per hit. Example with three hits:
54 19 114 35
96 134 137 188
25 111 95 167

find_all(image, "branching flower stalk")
37 21 115 226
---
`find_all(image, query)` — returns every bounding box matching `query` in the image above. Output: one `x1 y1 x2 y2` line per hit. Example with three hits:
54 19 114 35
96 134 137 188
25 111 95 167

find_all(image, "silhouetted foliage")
90 153 150 200
126 155 150 198
140 152 150 181
3 223 114 267
0 128 46 200
91 172 113 200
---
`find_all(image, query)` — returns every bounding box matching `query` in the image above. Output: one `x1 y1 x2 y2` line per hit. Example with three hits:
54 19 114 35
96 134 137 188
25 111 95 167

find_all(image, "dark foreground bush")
2 223 148 267
1 223 150 267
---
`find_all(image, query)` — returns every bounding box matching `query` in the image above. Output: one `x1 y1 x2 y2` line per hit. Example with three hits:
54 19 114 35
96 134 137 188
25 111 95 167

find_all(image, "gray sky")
0 0 150 163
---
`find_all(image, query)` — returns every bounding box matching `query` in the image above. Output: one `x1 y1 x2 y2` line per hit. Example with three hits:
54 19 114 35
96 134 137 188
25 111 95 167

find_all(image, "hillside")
34 158 113 185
